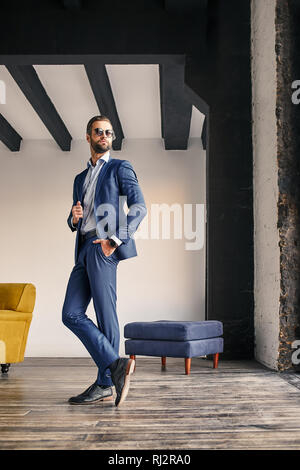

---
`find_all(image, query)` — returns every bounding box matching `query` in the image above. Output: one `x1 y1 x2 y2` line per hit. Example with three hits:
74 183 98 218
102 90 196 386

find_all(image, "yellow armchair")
0 283 36 373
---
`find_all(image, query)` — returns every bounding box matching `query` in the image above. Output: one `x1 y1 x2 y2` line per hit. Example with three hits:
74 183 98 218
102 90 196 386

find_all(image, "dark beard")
91 139 110 154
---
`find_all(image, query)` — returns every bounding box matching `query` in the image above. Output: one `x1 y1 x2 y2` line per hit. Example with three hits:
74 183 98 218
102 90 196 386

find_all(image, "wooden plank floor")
1 357 300 450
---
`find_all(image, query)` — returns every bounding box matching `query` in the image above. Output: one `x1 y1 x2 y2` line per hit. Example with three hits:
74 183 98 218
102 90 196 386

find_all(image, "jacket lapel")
76 156 114 231
94 156 114 197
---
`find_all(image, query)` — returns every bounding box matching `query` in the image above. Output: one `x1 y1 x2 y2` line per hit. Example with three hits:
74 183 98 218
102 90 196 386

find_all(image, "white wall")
0 137 206 357
251 0 280 369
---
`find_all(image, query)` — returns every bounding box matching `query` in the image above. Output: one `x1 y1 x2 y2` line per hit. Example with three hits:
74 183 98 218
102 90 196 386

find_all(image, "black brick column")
276 0 300 371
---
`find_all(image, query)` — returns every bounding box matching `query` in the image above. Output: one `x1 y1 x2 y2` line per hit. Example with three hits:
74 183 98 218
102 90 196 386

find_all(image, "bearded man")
62 115 147 407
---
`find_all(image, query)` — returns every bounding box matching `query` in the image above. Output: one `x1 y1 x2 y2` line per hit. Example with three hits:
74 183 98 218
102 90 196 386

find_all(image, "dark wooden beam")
5 65 72 151
0 55 185 66
159 63 192 150
62 0 82 9
165 0 207 13
0 114 22 151
84 64 124 151
0 2 207 58
201 116 207 150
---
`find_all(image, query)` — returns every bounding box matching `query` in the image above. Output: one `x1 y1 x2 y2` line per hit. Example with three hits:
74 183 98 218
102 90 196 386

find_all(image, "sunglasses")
94 128 115 139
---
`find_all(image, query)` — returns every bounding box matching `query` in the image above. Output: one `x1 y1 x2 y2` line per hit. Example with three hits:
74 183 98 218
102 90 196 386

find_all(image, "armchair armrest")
15 284 36 313
0 283 36 313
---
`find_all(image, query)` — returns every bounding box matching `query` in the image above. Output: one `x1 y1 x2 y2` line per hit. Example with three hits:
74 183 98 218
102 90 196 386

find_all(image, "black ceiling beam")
201 116 207 150
165 0 207 13
84 63 124 151
0 114 22 151
5 65 72 151
159 64 192 150
62 0 82 9
0 55 184 66
0 1 207 57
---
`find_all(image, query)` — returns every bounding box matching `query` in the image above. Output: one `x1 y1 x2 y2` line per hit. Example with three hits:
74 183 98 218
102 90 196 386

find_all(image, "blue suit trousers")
62 235 120 386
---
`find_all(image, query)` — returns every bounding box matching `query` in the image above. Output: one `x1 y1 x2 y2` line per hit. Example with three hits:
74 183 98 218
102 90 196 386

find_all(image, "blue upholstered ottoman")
124 320 224 374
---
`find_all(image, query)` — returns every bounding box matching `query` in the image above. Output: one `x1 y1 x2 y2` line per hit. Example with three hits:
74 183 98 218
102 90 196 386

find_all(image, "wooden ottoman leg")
161 356 166 369
130 355 136 372
213 353 219 369
185 358 191 375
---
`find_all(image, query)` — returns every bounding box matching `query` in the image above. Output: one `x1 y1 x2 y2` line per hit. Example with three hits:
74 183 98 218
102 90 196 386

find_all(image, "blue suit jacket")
67 156 147 262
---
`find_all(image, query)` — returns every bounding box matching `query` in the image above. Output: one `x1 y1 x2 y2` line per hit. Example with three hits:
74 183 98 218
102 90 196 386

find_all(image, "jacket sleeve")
116 161 147 245
67 175 78 232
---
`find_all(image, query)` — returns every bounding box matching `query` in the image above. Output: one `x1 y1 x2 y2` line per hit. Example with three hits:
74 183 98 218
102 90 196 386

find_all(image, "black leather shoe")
68 382 113 405
110 358 135 407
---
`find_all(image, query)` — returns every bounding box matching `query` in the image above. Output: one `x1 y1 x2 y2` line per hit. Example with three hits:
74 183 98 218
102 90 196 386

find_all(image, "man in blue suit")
62 115 147 407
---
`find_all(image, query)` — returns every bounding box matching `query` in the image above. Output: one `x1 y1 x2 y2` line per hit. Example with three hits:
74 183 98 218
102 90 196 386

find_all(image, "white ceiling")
0 64 204 143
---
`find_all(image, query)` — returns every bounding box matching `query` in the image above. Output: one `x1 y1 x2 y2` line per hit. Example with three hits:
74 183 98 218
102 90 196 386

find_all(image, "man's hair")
86 115 113 136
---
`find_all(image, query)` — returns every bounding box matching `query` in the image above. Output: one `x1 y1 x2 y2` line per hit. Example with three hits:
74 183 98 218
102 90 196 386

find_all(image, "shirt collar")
87 151 110 169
